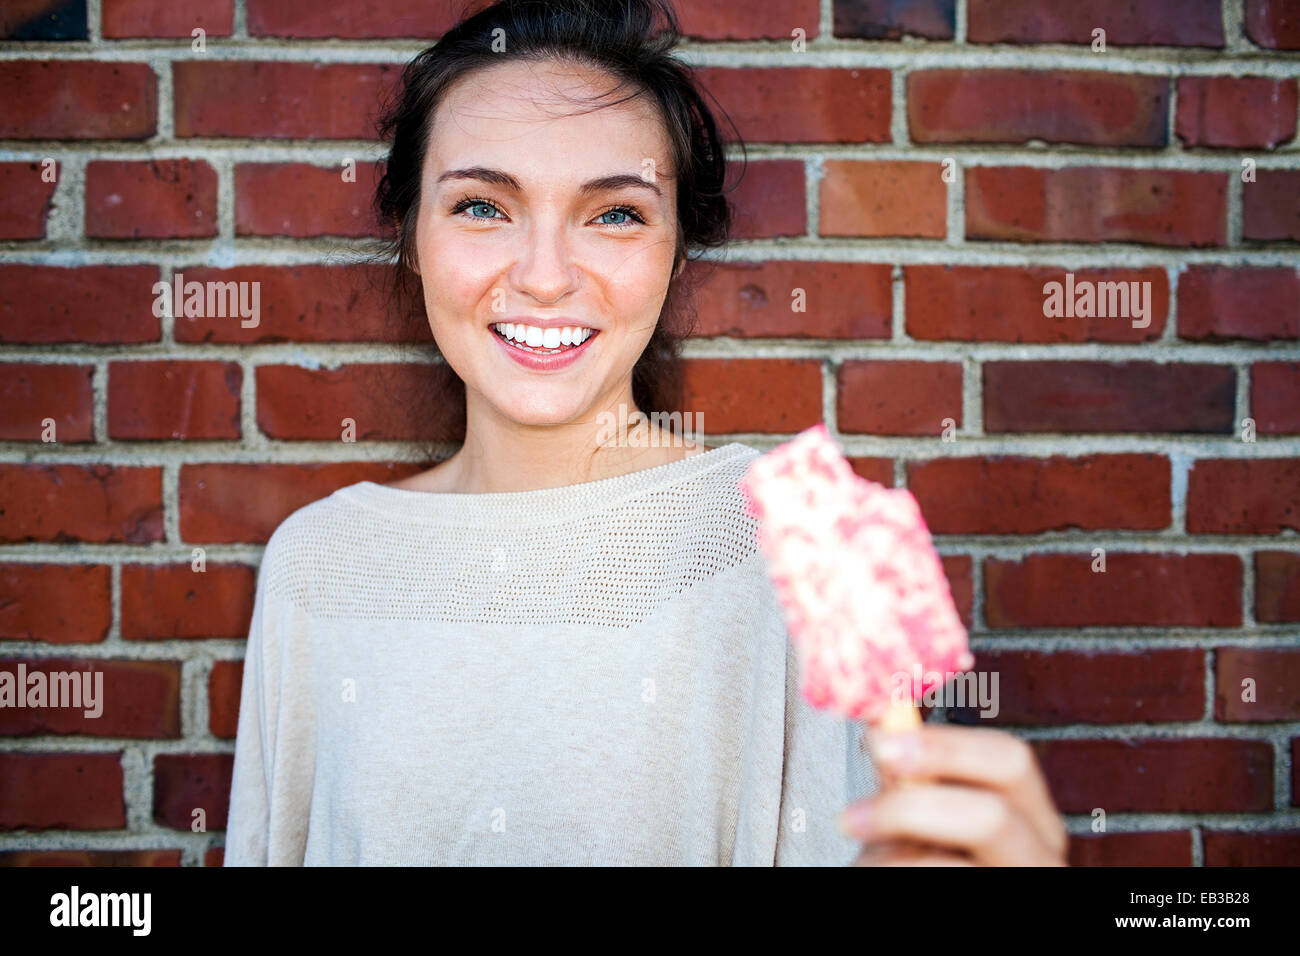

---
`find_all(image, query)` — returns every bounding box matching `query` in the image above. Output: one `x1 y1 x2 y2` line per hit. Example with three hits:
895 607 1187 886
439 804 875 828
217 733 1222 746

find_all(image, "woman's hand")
838 724 1068 866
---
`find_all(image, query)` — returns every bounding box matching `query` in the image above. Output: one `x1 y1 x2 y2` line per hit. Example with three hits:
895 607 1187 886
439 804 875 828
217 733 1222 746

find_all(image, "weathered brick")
209 660 243 739
86 159 218 239
728 160 806 239
696 68 890 144
0 658 181 738
1246 0 1300 49
179 462 421 544
0 466 163 544
0 161 58 239
1032 739 1271 813
909 454 1170 533
102 0 233 37
1178 266 1300 341
0 265 160 345
681 359 823 433
0 564 111 644
967 167 1227 247
985 553 1242 628
235 162 385 238
1176 76 1298 149
0 363 94 442
1256 551 1300 622
834 0 954 39
173 61 397 139
1216 648 1300 721
1068 832 1194 867
0 753 125 830
905 266 1168 342
108 360 241 440
153 753 232 831
1243 171 1300 242
1187 459 1300 533
983 361 1235 433
1253 362 1300 433
0 61 156 139
692 261 891 339
0 1 88 39
0 849 181 866
1203 831 1300 865
121 563 255 641
968 0 1224 47
837 360 962 436
909 70 1168 146
820 161 946 238
974 649 1204 725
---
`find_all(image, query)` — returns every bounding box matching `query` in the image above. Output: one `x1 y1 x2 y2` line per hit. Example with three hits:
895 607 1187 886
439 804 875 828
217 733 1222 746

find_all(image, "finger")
842 783 1065 866
852 839 975 867
866 724 1067 858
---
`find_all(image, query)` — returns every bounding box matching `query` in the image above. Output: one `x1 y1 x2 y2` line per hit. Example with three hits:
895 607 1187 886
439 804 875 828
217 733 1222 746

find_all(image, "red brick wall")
1 0 1298 867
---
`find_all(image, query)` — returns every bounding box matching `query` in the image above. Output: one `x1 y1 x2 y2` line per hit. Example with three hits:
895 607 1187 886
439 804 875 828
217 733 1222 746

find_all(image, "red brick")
729 161 806 239
0 162 58 239
1068 832 1194 867
1216 648 1300 721
102 0 233 37
0 752 125 830
0 3 87 39
906 266 1168 342
1203 831 1300 865
910 70 1168 146
848 457 894 487
1187 459 1300 533
174 61 397 139
1253 362 1300 433
0 466 163 544
675 0 821 40
257 364 463 442
985 553 1242 628
691 261 891 339
1246 0 1300 49
680 359 822 434
153 754 232 831
121 563 255 641
247 0 459 37
940 555 973 629
1032 739 1271 813
108 360 241 440
1243 171 1300 242
975 649 1204 725
235 162 385 238
204 847 224 866
968 0 1224 47
983 361 1235 434
696 68 889 144
1176 77 1298 149
0 564 111 644
0 363 94 442
86 159 218 239
179 462 421 544
0 658 181 738
837 360 961 436
0 61 156 140
173 265 427 344
0 265 160 344
0 849 181 866
209 660 243 739
909 454 1170 534
1256 551 1300 622
834 0 954 39
966 167 1227 247
1178 265 1300 341
820 161 946 238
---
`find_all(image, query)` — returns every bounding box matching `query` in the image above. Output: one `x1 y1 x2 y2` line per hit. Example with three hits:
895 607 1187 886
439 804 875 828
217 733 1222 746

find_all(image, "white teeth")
492 323 596 350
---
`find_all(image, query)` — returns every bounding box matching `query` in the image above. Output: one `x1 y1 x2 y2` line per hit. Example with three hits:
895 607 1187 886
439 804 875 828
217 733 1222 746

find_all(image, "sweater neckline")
338 442 753 528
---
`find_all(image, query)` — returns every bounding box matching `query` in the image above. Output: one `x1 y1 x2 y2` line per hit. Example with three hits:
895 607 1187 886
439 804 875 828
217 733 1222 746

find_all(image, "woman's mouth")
491 322 597 355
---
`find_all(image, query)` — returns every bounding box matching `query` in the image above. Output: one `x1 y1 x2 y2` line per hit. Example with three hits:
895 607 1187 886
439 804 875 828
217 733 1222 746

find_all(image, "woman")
225 0 1067 866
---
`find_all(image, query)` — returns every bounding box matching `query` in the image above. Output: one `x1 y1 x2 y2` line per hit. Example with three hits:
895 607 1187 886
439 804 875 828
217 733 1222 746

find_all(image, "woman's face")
413 59 680 429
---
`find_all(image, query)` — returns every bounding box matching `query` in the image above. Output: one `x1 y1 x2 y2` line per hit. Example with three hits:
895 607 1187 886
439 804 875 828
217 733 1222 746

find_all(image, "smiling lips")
491 320 599 369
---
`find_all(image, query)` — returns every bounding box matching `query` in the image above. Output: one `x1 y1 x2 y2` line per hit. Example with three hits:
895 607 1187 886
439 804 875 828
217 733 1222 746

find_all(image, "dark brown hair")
373 0 742 438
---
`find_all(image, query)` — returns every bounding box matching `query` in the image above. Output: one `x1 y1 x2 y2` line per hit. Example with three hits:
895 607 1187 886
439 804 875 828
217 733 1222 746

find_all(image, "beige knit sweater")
224 442 879 865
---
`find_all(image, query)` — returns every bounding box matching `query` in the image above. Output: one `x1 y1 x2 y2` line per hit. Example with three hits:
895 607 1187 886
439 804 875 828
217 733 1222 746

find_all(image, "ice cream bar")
738 424 973 728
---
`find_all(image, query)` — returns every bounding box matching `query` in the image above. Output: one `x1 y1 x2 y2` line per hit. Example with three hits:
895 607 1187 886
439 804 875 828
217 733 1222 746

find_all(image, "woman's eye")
595 207 644 228
465 201 500 220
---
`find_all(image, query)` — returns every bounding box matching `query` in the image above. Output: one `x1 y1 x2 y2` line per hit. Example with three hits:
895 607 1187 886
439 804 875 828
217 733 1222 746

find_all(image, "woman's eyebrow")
436 166 663 199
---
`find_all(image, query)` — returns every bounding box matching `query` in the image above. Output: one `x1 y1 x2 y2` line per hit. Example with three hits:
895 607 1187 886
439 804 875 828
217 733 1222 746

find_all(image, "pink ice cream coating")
738 423 973 724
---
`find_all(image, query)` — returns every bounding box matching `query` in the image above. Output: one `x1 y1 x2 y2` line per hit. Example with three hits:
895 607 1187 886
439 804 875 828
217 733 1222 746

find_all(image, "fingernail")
870 731 919 771
837 803 872 837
